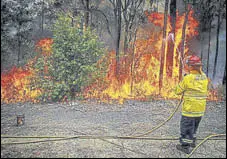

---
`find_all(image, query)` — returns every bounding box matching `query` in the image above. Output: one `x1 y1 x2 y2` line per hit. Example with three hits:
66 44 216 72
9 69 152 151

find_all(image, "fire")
35 38 53 74
1 66 41 104
35 38 53 56
1 38 53 104
1 11 221 104
83 10 219 103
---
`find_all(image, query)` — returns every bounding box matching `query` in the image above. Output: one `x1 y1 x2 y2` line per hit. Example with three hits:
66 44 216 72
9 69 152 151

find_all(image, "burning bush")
1 65 41 104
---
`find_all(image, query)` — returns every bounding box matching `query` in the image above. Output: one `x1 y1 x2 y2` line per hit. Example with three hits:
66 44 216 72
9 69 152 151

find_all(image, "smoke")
210 29 226 86
176 20 226 87
200 22 226 87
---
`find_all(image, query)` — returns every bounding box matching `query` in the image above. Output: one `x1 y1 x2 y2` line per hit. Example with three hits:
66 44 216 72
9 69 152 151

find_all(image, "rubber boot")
190 142 196 148
191 137 196 148
176 144 191 154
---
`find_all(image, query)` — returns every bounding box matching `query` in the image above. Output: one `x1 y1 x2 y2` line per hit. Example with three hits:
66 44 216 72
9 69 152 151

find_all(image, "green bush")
34 13 105 102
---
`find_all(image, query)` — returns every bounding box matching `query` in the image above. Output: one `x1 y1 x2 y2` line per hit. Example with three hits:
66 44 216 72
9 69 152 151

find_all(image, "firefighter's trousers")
179 115 202 147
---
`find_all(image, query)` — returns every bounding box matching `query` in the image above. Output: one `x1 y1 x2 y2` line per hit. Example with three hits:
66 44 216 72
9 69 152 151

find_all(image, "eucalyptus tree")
159 0 169 93
166 0 176 78
121 0 145 54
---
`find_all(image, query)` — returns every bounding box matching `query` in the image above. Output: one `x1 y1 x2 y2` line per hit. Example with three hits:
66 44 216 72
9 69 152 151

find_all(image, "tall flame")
1 11 221 104
83 10 218 104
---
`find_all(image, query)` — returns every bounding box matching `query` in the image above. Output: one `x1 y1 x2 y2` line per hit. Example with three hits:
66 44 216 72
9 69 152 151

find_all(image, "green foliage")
34 13 105 102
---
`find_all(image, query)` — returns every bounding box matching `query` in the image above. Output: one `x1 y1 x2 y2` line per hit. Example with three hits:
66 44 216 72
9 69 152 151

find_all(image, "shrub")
34 13 105 102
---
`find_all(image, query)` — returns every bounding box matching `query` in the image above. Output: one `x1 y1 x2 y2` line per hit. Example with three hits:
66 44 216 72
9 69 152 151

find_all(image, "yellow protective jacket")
175 70 209 117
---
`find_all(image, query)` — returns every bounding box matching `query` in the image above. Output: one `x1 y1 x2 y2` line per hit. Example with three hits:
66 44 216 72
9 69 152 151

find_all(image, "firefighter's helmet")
186 55 202 66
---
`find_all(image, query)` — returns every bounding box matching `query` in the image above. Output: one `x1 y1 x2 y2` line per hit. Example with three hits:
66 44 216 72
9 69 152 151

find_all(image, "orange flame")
35 38 53 56
1 12 220 104
1 66 41 104
83 10 218 104
1 38 53 104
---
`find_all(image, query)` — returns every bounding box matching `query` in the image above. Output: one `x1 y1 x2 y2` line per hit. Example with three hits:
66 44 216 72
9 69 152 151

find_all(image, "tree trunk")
159 0 169 94
207 19 212 78
84 0 89 30
156 0 159 12
124 21 129 54
116 0 122 78
149 0 154 9
17 8 22 65
179 4 191 81
223 63 226 84
17 19 22 65
41 0 44 32
130 27 138 95
166 0 176 78
122 0 144 54
200 31 204 61
18 35 21 65
213 0 221 79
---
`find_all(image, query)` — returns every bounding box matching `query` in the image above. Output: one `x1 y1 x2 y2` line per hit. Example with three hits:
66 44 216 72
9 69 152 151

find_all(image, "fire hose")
187 133 226 158
1 95 226 158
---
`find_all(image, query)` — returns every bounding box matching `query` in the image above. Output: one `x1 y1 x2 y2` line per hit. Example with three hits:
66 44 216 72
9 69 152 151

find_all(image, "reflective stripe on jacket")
175 71 208 117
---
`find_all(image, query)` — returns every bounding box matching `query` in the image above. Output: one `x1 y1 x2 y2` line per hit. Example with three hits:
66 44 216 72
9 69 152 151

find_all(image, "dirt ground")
1 99 226 158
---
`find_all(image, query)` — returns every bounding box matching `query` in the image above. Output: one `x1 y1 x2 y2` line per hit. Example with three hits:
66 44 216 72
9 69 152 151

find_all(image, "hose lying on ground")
1 96 183 144
187 133 226 158
1 135 226 145
123 99 182 138
1 95 226 158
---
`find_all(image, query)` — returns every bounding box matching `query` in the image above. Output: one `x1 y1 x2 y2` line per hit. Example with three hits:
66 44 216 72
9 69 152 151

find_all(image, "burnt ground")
1 98 226 158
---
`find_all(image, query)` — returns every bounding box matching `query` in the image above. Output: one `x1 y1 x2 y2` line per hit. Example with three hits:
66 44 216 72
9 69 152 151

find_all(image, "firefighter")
175 55 209 154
